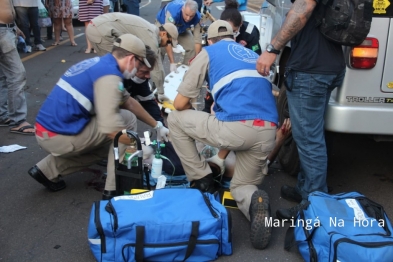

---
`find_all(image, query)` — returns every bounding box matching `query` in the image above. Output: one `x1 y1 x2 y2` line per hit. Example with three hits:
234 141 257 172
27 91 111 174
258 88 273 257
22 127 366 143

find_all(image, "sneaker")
276 200 310 220
34 44 46 51
280 185 302 203
190 173 215 193
249 190 272 249
28 166 66 192
26 45 32 53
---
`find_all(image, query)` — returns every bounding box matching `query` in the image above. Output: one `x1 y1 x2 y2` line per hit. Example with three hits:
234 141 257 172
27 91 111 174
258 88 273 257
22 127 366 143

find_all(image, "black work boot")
280 185 302 203
28 166 66 192
276 200 310 220
249 190 272 249
102 190 118 200
190 173 215 193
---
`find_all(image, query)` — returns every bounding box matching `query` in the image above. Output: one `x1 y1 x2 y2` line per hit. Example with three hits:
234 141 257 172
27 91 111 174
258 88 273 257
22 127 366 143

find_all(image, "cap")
113 34 151 68
207 20 234 39
162 23 178 48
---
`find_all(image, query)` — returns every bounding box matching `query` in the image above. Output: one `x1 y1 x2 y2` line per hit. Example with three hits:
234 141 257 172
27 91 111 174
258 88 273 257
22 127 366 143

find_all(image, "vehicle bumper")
325 102 393 135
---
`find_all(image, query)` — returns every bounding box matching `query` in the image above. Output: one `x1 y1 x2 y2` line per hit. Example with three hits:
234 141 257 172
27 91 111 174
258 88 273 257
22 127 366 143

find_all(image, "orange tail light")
350 37 379 69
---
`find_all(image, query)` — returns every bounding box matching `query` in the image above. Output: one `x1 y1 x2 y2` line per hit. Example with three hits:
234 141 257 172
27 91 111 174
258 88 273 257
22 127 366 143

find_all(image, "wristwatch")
266 44 280 55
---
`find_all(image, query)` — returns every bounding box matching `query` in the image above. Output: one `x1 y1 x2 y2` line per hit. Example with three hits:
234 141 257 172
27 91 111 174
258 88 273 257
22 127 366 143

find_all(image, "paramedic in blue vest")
27 34 169 200
203 0 261 113
156 0 202 68
204 0 248 12
168 20 278 250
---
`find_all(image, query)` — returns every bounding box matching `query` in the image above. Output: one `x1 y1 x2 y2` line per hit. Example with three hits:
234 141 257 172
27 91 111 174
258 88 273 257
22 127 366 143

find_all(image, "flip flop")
71 42 77 46
51 42 60 46
0 119 11 126
10 124 35 136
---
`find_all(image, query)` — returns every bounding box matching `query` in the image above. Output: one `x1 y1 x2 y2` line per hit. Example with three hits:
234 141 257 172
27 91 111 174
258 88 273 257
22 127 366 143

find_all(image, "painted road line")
21 33 85 63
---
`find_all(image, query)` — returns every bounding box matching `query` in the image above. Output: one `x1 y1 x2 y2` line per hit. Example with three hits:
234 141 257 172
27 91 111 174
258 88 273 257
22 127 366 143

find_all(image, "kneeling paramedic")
168 20 278 250
28 34 169 200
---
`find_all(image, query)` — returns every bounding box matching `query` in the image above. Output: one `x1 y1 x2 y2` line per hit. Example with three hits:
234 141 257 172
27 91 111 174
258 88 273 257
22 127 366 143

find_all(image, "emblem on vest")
65 57 100 77
228 43 259 64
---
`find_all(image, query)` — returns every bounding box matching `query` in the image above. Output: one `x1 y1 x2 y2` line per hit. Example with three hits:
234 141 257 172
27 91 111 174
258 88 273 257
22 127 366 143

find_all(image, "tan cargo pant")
35 110 137 191
168 110 276 220
86 23 166 94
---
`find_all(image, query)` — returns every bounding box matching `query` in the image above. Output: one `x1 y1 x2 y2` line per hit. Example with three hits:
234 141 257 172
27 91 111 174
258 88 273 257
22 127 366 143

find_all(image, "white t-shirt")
12 0 40 7
103 0 110 6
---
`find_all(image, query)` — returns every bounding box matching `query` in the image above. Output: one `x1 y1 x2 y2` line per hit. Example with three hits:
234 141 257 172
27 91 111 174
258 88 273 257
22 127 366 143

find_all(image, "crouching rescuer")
167 20 278 249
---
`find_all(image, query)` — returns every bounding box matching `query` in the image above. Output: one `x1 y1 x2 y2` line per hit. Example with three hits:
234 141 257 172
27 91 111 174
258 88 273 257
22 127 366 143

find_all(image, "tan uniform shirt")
0 0 16 24
177 49 209 98
94 74 130 134
89 13 160 54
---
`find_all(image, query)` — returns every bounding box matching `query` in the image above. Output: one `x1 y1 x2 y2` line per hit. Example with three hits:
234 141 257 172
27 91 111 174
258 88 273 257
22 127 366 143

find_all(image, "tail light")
350 37 379 69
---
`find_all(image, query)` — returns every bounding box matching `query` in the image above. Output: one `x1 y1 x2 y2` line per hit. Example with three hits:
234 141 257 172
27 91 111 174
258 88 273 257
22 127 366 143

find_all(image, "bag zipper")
201 192 219 218
105 201 118 232
94 201 106 253
333 237 393 261
299 210 318 262
226 207 232 243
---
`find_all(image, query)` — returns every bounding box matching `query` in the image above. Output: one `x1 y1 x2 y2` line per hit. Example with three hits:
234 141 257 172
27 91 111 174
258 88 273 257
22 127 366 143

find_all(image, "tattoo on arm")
272 0 316 49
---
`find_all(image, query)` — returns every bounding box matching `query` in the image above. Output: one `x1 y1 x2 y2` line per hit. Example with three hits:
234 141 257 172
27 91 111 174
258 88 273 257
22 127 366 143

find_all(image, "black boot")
102 190 118 200
280 185 302 203
249 190 272 249
190 173 215 193
28 166 66 192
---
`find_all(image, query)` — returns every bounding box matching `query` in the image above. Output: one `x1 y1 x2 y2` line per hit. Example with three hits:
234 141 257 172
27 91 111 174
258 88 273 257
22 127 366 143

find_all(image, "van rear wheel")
277 84 300 177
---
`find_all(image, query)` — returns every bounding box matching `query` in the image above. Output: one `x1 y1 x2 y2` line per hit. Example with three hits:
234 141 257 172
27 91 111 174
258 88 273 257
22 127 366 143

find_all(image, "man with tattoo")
256 0 346 220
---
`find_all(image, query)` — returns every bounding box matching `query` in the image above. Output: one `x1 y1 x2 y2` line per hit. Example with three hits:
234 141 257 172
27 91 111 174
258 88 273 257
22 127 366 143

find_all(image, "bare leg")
53 18 62 45
64 18 76 45
84 21 93 53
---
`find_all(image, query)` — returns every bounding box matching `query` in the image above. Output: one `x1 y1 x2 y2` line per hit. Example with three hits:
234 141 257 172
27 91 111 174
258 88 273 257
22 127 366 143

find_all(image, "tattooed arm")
256 0 317 76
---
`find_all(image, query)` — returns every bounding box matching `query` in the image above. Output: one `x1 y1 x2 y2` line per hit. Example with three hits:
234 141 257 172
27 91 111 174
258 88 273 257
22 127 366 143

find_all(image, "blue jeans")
285 70 345 199
0 27 28 126
14 6 42 46
123 0 140 16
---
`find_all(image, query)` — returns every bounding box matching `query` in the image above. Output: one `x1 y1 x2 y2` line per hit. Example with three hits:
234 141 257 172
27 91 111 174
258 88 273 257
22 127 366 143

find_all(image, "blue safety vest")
205 40 278 123
156 1 201 34
36 54 124 135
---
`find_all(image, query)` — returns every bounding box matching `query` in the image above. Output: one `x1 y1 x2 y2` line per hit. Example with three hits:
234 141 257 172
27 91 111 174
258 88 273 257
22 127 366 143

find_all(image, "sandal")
51 42 60 46
85 48 94 54
10 124 35 136
71 42 77 46
0 119 11 126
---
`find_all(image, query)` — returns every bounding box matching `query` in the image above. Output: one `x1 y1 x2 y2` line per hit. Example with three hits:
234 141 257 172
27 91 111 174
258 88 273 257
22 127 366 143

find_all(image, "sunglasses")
134 56 145 66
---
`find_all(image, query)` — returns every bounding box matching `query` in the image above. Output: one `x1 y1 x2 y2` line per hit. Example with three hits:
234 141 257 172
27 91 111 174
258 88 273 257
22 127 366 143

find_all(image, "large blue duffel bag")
285 191 393 262
88 188 232 261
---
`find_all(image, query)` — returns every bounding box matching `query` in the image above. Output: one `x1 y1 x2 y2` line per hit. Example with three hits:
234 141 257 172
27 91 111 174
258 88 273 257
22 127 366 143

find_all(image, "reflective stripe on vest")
211 69 267 98
57 78 93 114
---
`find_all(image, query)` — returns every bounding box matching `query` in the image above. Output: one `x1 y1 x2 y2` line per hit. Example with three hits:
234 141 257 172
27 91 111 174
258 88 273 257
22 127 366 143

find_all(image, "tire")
277 84 300 177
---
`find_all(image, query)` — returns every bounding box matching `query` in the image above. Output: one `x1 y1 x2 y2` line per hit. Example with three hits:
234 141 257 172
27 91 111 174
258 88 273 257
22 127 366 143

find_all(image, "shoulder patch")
168 16 174 23
118 81 125 92
252 44 260 51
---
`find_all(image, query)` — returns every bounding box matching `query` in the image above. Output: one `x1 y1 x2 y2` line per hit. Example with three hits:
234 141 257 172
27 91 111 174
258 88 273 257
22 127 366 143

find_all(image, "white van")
243 1 393 175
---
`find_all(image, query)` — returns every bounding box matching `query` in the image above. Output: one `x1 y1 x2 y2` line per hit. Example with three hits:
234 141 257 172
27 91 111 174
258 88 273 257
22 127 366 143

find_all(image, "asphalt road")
1 1 393 261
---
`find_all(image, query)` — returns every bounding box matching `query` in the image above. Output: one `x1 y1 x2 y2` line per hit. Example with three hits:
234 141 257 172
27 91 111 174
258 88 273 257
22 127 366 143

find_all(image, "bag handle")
135 226 145 262
183 221 200 261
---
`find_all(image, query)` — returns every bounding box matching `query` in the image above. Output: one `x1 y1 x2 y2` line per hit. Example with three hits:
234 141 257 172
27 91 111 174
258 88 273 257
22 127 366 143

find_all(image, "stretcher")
154 64 189 113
